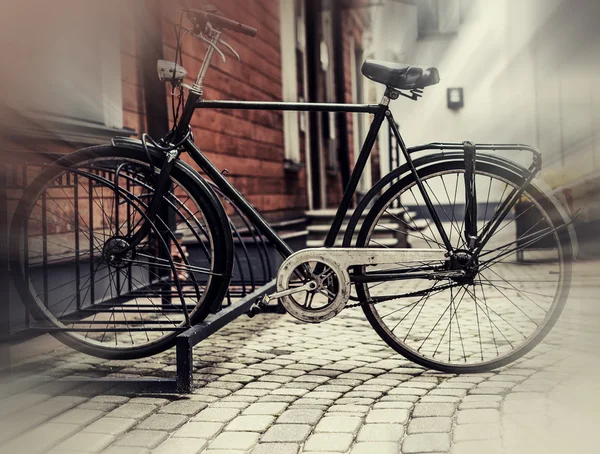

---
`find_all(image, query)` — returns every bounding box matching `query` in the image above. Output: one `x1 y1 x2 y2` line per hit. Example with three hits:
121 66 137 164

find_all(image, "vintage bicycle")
9 7 577 373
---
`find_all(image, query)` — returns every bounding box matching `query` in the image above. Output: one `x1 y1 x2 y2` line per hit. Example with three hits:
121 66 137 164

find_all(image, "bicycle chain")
344 282 460 309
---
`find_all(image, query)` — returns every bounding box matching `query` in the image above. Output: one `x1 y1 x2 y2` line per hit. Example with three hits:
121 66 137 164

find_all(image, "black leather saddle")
361 59 440 91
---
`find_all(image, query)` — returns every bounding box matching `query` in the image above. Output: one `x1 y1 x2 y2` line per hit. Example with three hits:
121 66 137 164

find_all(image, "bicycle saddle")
361 59 440 91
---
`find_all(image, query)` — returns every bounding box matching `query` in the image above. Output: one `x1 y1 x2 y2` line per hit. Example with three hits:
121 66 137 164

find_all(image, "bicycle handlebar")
185 9 257 37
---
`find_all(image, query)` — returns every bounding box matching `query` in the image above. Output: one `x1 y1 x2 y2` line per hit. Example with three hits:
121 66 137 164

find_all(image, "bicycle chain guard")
275 248 447 323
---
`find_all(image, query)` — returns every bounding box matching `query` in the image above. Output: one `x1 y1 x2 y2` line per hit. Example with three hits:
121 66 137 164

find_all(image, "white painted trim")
279 0 301 164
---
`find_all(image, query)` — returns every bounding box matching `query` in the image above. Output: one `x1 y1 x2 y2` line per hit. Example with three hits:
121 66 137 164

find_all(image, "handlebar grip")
205 12 257 37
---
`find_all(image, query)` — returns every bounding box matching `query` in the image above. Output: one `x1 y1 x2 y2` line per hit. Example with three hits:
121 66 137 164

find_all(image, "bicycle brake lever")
219 38 241 61
197 32 227 63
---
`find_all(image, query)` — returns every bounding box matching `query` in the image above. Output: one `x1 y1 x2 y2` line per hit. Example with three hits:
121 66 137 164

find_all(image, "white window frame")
279 0 302 165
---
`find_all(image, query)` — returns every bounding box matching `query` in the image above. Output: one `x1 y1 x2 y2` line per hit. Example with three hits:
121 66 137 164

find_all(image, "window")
417 0 461 37
279 0 306 166
0 0 125 140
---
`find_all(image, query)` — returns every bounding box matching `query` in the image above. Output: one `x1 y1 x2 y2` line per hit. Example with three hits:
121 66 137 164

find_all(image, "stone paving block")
113 430 169 449
101 447 149 454
206 381 245 392
303 433 354 452
388 387 428 396
251 442 300 454
196 387 233 398
373 401 413 410
454 422 501 441
88 396 130 404
225 415 276 432
451 440 503 454
136 413 188 431
209 431 260 450
456 409 500 424
0 423 81 454
77 402 119 412
193 407 240 423
402 432 451 453
271 369 306 377
327 404 370 414
304 391 343 400
271 388 309 396
344 391 383 399
365 409 409 424
52 432 115 453
51 408 104 425
128 397 170 406
379 395 419 403
276 409 324 424
82 417 137 436
462 395 502 403
428 388 467 397
283 382 319 390
412 403 456 417
418 396 461 404
257 375 295 384
235 388 272 397
314 385 353 393
458 400 500 410
261 424 312 442
292 375 330 384
108 403 157 420
151 437 208 454
243 402 288 415
357 423 404 441
467 387 507 395
350 442 399 454
403 381 437 390
258 394 299 403
173 421 223 439
246 382 283 390
336 397 375 406
314 416 362 433
159 400 207 416
291 399 333 408
407 417 452 434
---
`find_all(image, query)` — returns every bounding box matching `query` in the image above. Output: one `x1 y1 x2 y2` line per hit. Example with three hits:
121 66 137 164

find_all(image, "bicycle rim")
356 161 572 372
10 151 223 358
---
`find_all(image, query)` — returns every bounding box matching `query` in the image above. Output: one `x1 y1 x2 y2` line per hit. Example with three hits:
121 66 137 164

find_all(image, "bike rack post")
175 279 275 393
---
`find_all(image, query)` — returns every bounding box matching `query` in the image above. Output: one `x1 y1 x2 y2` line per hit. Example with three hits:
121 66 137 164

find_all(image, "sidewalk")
1 261 599 454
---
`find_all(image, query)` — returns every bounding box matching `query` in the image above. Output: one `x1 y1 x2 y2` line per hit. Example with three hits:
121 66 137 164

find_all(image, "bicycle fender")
109 136 227 220
342 152 578 257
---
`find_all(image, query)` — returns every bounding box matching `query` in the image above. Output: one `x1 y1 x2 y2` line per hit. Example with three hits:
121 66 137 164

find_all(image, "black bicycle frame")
183 96 386 260
138 87 538 268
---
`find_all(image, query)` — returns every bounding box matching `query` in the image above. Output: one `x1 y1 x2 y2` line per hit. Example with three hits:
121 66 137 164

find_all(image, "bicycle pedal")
246 295 271 318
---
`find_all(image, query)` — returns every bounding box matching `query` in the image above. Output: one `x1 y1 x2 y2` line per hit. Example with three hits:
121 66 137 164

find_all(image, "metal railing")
0 153 274 340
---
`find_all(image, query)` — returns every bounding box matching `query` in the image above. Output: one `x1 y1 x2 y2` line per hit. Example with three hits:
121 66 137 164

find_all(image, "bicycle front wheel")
10 145 233 359
355 159 573 373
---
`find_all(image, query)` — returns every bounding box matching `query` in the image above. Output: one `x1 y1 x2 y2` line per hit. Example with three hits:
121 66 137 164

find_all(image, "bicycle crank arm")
265 281 318 302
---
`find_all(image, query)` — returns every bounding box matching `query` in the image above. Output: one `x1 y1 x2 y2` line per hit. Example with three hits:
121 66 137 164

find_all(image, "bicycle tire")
354 158 573 373
9 145 233 359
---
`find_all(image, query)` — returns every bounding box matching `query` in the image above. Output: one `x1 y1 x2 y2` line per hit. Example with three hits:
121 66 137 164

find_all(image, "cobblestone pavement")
1 260 599 454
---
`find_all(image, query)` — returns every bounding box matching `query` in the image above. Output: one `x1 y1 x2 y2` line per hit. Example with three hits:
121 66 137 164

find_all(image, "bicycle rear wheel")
355 159 573 373
10 145 233 359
